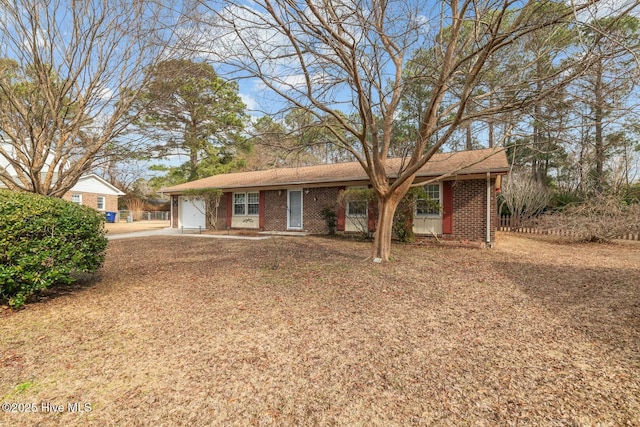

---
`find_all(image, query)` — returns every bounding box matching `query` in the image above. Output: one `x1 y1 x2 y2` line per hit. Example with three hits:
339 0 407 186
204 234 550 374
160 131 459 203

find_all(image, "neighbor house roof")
162 147 509 194
0 172 126 195
72 174 126 196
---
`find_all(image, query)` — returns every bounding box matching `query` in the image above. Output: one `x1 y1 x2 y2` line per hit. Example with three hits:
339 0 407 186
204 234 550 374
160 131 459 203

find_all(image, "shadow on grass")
494 259 640 352
25 272 102 306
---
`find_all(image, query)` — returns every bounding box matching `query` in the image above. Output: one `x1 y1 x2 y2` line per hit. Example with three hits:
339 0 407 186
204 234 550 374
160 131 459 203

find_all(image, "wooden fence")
498 215 640 241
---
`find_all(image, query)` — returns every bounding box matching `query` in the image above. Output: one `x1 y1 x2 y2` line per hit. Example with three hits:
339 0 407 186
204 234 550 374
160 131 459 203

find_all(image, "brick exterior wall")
447 178 496 242
262 190 286 231
262 187 341 233
62 191 118 213
302 187 341 234
213 193 228 230
174 179 497 241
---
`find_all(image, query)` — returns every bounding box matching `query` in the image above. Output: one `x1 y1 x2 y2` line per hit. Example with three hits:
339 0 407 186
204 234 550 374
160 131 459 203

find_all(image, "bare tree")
499 170 551 228
572 15 640 194
539 195 640 242
186 0 634 261
0 0 178 196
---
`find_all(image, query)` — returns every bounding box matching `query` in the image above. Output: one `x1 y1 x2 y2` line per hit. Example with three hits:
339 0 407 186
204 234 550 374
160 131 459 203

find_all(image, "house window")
416 183 441 216
233 192 259 216
97 196 105 211
247 192 259 215
234 193 245 215
346 187 369 216
347 199 367 216
71 194 82 205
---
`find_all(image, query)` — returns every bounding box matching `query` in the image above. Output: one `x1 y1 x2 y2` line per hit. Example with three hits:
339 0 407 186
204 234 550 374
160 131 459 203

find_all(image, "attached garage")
163 148 509 245
178 197 206 229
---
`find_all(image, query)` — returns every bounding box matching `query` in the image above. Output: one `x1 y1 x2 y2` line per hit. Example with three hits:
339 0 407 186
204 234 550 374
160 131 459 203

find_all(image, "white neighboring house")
60 174 125 214
0 143 125 214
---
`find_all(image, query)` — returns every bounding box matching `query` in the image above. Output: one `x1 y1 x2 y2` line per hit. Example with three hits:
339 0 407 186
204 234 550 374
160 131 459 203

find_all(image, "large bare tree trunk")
372 179 413 261
192 0 623 263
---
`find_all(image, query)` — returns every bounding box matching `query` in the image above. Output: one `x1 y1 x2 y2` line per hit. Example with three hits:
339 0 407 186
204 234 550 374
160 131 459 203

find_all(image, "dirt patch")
203 229 265 237
105 220 170 235
1 234 639 425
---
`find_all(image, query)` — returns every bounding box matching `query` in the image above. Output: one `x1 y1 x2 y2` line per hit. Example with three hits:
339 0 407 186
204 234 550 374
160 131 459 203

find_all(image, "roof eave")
161 168 510 195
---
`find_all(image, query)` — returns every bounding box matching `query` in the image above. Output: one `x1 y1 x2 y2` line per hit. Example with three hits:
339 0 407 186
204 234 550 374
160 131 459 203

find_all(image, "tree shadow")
493 259 640 354
25 272 102 306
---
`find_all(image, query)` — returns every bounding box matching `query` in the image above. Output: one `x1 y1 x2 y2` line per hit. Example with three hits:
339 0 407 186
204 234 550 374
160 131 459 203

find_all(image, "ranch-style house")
162 148 510 245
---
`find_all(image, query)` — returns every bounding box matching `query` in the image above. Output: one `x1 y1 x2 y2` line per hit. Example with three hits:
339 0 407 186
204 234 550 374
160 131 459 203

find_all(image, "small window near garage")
234 193 246 215
233 192 260 216
416 183 441 216
97 196 106 211
71 194 82 205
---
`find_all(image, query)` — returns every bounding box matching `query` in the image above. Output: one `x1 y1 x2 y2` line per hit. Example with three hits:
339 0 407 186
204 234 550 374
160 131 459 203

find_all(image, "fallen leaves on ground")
1 233 639 426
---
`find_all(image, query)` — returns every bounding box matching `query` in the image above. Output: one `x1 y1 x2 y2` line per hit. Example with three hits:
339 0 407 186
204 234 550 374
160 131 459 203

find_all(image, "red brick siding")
62 191 118 213
173 179 498 241
447 178 496 242
214 193 228 230
261 190 284 231
302 187 341 234
263 187 341 233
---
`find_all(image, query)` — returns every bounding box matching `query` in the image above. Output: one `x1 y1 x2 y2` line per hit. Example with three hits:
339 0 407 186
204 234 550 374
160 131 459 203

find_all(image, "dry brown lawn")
1 233 639 426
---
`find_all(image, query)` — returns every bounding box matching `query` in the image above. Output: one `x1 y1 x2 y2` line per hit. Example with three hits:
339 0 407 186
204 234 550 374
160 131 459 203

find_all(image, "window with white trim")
415 183 441 216
97 196 105 210
233 192 259 216
247 192 259 215
71 194 82 205
234 193 245 215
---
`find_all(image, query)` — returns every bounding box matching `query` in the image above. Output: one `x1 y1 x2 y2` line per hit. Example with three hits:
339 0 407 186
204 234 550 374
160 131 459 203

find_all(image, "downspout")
486 172 492 248
171 195 177 228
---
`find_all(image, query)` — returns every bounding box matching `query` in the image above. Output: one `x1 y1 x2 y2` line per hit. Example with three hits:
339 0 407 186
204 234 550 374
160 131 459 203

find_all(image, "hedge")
0 190 108 307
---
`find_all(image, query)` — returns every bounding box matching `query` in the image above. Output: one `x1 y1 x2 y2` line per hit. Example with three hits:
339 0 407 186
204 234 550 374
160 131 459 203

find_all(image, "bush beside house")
0 190 107 307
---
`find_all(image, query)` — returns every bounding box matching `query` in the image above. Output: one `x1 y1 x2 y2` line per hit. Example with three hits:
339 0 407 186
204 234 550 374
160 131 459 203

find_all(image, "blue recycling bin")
105 211 116 223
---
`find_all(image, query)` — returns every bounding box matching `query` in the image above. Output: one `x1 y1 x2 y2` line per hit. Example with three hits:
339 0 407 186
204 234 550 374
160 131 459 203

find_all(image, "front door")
288 190 303 229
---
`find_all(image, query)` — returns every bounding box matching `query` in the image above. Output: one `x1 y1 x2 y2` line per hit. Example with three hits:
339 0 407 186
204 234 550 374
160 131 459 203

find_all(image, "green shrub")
392 199 415 243
321 207 337 235
0 190 107 307
550 191 583 209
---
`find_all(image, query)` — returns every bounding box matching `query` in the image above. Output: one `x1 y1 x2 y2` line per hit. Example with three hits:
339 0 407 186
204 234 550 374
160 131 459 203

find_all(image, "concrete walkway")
107 228 273 241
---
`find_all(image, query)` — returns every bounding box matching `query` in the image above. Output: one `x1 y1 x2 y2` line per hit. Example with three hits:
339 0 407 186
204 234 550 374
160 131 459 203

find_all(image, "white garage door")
179 197 206 228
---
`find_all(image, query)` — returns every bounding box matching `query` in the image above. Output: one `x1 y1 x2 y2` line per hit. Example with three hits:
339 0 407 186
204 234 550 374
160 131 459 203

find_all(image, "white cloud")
571 0 640 21
239 92 259 112
97 86 114 100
